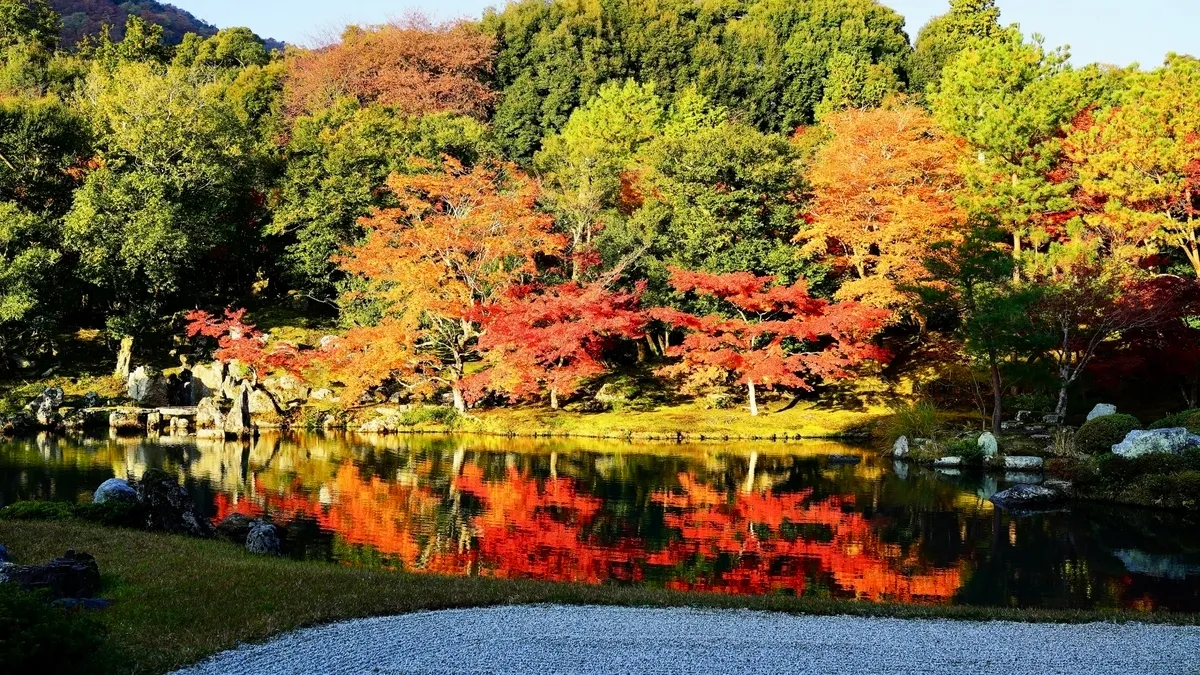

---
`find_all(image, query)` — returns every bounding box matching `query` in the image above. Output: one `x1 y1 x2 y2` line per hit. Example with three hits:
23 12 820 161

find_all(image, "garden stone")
1087 403 1118 421
978 432 999 458
989 483 1060 509
82 391 101 407
1015 410 1033 423
108 409 143 433
1044 479 1075 497
891 436 909 459
94 478 137 504
1042 414 1062 425
309 388 335 402
246 521 282 556
35 398 61 428
42 386 64 408
0 550 100 599
215 514 254 544
127 366 170 407
933 456 962 468
136 468 212 537
1112 428 1200 458
1004 456 1044 471
224 385 253 437
196 396 224 429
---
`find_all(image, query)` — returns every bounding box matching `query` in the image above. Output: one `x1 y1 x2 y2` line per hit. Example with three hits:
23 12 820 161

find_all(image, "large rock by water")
978 432 999 458
1112 428 1200 458
195 396 224 429
136 468 212 537
224 385 253 437
1087 403 1118 421
215 514 254 544
0 549 100 599
94 478 137 504
245 521 282 556
989 484 1061 509
108 409 143 433
1004 456 1045 471
891 436 909 459
127 366 170 407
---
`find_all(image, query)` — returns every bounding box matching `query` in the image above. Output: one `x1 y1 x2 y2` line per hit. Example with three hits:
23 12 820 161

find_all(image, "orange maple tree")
329 158 564 409
185 308 310 384
284 16 496 120
652 269 890 416
464 282 647 409
800 105 965 318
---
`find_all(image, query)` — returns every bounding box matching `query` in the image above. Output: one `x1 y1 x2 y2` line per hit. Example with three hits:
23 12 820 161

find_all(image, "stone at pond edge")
109 409 143 433
136 468 213 537
978 432 998 458
42 386 64 408
989 484 1061 509
933 456 962 467
1112 428 1200 458
0 550 101 599
224 385 253 437
215 513 253 545
891 436 909 458
196 396 224 429
82 391 101 408
127 366 170 407
246 521 282 556
94 478 137 504
1087 403 1118 421
1003 456 1044 471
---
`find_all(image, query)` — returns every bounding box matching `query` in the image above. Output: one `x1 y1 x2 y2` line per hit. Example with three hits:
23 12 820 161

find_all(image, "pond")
3 431 1200 612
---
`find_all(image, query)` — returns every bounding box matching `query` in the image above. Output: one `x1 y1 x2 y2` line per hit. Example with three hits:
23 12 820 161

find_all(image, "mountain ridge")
49 0 283 49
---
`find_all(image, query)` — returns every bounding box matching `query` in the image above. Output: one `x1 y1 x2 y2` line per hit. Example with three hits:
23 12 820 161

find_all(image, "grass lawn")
3 521 1198 675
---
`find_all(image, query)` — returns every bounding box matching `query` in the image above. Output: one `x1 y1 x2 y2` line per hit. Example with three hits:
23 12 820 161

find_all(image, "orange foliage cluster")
284 17 496 119
213 462 961 602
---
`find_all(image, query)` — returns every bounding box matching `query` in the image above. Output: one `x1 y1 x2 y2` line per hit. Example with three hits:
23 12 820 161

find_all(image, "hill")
49 0 282 49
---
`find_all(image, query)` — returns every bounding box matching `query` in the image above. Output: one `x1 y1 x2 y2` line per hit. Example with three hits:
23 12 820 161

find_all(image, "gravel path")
173 605 1200 675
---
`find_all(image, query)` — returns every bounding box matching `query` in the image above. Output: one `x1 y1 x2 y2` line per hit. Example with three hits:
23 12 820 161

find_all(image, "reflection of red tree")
211 462 961 602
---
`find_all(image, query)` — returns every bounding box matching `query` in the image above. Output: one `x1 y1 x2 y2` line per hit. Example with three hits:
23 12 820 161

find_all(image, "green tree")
0 0 58 53
909 0 1002 96
173 27 271 70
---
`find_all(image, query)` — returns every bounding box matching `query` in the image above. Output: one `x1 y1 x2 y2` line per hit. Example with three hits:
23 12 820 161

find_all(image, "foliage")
283 17 495 120
0 499 72 520
1073 413 1140 455
883 400 940 441
0 583 107 675
944 436 985 464
185 308 311 382
1149 410 1200 432
653 269 889 415
909 0 1002 96
0 0 60 52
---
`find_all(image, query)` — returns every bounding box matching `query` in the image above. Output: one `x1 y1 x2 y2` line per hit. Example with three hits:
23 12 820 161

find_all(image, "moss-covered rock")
1074 413 1141 455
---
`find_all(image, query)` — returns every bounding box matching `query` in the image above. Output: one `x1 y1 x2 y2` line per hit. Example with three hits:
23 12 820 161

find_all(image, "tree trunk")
115 336 134 378
636 340 648 363
550 388 559 410
988 348 1003 436
451 386 466 413
1054 383 1069 422
748 380 759 417
1012 231 1022 283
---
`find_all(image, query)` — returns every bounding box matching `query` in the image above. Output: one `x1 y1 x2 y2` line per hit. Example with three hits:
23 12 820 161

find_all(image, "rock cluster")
1112 428 1200 458
135 469 213 537
0 549 101 600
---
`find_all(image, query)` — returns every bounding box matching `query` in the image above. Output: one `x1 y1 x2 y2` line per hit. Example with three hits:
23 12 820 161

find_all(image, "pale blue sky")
172 0 1197 68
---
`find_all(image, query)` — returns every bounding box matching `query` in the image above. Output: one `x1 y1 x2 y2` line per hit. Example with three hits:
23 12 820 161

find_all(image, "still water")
3 432 1200 611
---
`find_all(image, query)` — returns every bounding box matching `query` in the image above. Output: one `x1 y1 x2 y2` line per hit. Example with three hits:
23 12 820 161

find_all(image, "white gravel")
173 604 1200 675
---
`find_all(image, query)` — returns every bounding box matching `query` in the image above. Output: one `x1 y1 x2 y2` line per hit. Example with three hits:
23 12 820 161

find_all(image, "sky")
171 0 1198 68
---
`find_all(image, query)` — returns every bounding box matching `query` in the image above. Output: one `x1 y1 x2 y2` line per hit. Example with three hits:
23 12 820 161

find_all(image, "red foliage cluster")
185 309 310 380
283 17 496 119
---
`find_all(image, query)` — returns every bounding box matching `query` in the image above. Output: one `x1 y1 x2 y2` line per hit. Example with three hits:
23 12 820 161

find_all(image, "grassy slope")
3 521 1198 675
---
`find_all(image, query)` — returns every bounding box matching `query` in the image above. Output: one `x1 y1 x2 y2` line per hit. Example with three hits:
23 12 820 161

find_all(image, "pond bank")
173 605 1200 675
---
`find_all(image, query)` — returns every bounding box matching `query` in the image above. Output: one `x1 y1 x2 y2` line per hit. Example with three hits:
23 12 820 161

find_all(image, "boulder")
1003 456 1044 471
891 436 909 459
108 409 144 434
195 396 224 429
978 432 999 458
989 483 1061 509
309 388 335 402
1014 410 1034 423
135 468 212 537
215 513 254 544
220 375 242 401
1113 428 1200 458
0 413 32 436
82 391 101 408
264 375 309 404
93 478 137 504
248 387 282 415
0 550 100 599
190 362 225 400
224 385 253 437
1043 479 1075 497
1087 403 1118 422
933 456 963 468
34 398 61 428
245 521 282 556
1042 414 1062 425
42 387 64 408
127 366 170 407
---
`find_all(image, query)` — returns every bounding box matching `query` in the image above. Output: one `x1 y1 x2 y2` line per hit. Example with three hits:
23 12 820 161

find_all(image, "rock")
319 335 339 350
127 366 170 407
34 398 61 428
42 387 64 408
135 468 212 537
1042 414 1062 425
94 478 137 504
224 385 253 437
978 432 999 458
1015 410 1034 423
196 396 225 429
1087 403 1118 421
891 436 909 459
246 521 282 556
1043 479 1074 497
1112 428 1200 458
146 411 164 430
190 362 225 400
0 550 100 599
1003 456 1044 471
215 514 254 544
108 409 144 434
82 391 101 407
248 387 282 415
264 375 309 404
0 544 9 564
933 456 962 467
595 382 637 405
0 413 32 436
114 337 134 378
309 388 335 402
989 483 1061 509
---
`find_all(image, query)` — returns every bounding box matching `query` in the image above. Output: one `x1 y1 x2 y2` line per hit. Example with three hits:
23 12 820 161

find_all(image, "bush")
400 405 460 428
884 401 939 441
0 585 107 675
72 501 143 528
1149 409 1200 432
0 501 73 521
1073 413 1140 455
944 437 986 465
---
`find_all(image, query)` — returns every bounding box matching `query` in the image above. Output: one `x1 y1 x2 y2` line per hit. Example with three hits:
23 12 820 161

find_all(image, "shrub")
1148 409 1200 432
884 401 939 441
944 437 986 464
72 501 143 528
1073 413 1140 455
0 501 73 521
0 585 107 675
400 405 460 428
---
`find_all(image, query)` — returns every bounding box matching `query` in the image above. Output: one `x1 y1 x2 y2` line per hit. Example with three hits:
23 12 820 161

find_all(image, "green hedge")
1073 413 1140 455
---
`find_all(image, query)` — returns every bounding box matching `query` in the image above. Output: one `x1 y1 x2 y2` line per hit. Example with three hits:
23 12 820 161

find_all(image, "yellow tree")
1067 55 1200 277
331 158 564 410
800 105 966 319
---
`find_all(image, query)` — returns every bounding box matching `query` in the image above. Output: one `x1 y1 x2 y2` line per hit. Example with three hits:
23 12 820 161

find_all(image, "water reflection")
2 432 1200 611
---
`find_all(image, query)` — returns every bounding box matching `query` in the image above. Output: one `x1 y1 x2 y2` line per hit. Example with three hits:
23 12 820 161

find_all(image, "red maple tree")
464 282 647 409
185 309 310 384
652 269 889 415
